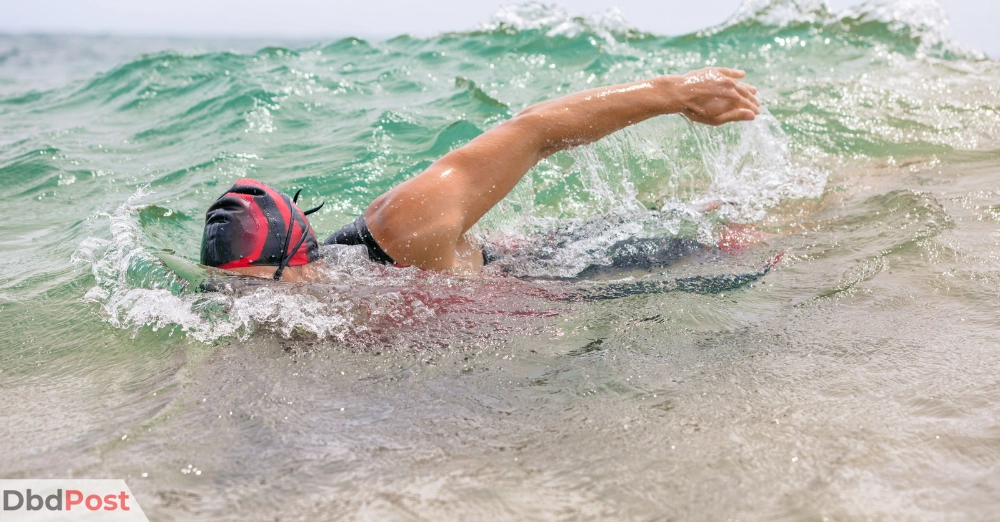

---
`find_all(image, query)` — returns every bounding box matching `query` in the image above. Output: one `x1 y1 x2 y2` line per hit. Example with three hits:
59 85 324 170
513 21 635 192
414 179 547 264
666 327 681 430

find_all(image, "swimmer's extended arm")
364 67 760 270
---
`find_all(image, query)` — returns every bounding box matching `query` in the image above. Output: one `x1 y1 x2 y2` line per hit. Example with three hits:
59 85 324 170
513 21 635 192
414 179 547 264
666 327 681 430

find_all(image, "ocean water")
3 0 1000 519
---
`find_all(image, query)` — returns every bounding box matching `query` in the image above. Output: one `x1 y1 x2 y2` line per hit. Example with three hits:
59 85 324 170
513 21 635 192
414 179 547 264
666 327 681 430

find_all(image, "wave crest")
724 0 835 27
714 0 981 57
480 2 643 41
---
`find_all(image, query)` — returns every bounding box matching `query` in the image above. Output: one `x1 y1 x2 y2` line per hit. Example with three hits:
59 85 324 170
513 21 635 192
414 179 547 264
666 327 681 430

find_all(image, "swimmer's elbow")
507 107 569 158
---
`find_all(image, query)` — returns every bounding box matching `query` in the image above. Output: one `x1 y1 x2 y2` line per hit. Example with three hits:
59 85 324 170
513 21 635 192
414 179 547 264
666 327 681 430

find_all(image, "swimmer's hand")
666 67 761 126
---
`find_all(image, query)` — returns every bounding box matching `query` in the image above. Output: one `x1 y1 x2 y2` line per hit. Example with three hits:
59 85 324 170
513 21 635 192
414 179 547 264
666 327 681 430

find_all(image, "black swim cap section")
201 187 280 267
202 193 254 267
325 215 395 264
201 181 320 268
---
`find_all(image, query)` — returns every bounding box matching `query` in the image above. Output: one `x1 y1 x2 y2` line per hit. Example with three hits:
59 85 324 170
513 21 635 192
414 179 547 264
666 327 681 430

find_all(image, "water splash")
692 112 826 222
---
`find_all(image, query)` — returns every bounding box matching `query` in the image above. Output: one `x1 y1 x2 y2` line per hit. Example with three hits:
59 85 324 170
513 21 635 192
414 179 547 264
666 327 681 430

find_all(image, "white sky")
3 0 998 57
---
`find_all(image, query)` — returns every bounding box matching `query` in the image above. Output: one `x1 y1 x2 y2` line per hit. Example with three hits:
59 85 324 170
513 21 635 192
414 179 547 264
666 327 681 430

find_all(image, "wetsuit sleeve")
325 216 396 264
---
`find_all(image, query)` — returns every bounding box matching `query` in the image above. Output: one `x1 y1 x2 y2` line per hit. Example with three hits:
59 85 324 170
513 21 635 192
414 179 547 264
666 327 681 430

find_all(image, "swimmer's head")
201 178 322 279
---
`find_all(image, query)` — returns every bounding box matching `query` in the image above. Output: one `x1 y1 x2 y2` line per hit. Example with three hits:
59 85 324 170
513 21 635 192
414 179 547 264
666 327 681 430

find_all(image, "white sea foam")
482 3 638 42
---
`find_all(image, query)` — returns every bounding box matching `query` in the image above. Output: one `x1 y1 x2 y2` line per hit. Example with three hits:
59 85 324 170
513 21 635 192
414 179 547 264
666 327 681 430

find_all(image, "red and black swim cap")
201 178 321 278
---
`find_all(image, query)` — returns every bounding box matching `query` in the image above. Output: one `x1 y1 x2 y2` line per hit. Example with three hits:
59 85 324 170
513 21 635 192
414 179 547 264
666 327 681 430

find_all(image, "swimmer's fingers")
682 108 715 125
735 81 759 105
715 107 757 124
716 67 746 79
684 107 756 126
715 80 760 116
736 88 761 115
681 83 759 123
674 66 760 124
712 66 759 104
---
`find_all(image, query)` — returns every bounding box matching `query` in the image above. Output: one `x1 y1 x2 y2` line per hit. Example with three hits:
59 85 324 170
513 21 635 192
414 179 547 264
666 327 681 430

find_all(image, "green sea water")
3 1 1000 519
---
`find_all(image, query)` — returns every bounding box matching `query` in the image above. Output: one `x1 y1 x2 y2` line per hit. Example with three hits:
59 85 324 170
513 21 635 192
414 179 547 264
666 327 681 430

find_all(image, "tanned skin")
233 67 760 280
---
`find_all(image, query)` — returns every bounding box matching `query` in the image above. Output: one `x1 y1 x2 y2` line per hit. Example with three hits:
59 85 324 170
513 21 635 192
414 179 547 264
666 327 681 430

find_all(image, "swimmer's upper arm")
363 113 548 269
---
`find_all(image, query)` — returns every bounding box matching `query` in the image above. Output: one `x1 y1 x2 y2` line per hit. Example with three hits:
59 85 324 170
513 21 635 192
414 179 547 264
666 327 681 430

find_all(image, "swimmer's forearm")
512 76 684 156
513 69 759 158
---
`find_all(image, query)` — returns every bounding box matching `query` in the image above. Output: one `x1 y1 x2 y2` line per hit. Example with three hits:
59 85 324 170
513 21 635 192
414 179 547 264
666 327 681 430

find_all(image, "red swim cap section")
202 178 320 269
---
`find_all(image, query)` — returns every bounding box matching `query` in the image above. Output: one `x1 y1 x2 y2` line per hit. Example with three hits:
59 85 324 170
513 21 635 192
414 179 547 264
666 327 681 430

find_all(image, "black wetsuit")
324 216 396 264
325 215 497 266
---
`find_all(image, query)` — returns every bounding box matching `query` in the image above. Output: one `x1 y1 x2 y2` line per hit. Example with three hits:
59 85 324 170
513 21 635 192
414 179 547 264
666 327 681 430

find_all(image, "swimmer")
200 67 761 281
